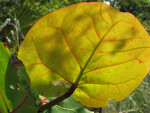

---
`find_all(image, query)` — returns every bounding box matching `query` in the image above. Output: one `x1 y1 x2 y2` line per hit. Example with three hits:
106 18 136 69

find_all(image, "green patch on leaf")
47 96 91 113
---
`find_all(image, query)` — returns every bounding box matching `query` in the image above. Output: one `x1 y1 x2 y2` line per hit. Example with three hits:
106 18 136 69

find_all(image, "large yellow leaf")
17 2 150 107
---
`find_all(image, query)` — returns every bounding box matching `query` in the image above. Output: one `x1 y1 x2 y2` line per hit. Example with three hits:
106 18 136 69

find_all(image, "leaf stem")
38 83 77 112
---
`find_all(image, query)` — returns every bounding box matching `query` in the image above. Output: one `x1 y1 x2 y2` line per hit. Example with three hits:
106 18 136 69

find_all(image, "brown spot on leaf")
132 27 134 29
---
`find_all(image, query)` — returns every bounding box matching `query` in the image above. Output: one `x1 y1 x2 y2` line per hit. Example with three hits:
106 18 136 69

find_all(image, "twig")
38 83 77 112
0 18 13 37
0 18 11 32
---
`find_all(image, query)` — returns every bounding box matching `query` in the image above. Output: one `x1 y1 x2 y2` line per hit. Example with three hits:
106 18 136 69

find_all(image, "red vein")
85 49 144 77
92 47 148 64
79 77 139 100
48 25 82 69
60 29 82 69
89 15 101 40
82 7 101 40
0 90 9 112
85 58 136 74
26 63 71 82
78 87 105 101
31 36 43 62
42 63 72 83
102 37 137 42
11 95 28 113
60 12 71 29
79 77 136 86
84 22 145 74
26 63 42 68
99 20 123 43
26 63 72 83
31 36 71 83
48 25 60 30
99 3 110 25
75 20 124 84
83 33 95 48
96 47 144 54
0 108 3 113
116 85 121 97
32 81 71 88
54 81 60 86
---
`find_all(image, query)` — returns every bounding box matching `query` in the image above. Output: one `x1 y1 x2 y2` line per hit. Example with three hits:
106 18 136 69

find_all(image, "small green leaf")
47 96 91 113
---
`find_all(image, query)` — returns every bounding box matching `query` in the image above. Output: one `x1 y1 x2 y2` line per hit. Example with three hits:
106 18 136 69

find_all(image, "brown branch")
38 84 77 112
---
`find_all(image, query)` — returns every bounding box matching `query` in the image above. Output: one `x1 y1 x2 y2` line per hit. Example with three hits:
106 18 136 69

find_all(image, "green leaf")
12 89 38 113
0 42 18 112
17 67 30 89
0 42 38 113
17 2 150 107
47 96 91 113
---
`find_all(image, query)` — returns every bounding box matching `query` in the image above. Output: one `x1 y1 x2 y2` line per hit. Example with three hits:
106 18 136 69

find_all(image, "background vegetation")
0 0 150 112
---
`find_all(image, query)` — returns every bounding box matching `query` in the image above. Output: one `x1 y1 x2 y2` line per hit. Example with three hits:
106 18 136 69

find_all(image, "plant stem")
38 83 77 112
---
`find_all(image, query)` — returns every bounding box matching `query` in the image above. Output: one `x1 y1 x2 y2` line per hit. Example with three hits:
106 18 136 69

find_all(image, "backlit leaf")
17 2 150 107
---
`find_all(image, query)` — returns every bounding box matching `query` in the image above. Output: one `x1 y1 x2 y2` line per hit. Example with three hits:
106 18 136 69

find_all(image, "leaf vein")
31 36 71 83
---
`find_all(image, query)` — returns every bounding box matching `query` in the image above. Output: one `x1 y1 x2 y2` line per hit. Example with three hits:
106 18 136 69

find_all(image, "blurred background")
0 0 150 112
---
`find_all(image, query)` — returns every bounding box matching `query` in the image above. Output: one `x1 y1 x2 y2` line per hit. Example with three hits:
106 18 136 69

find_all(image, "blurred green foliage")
116 0 150 30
